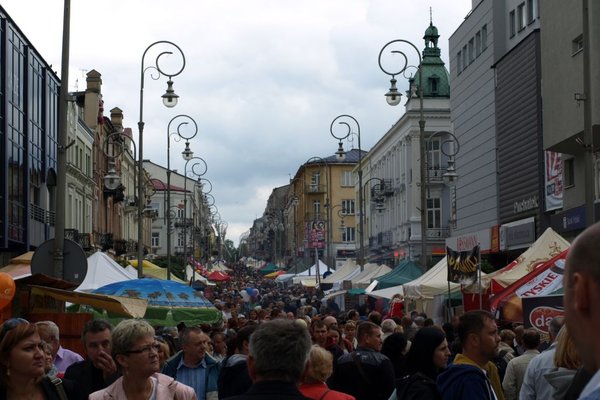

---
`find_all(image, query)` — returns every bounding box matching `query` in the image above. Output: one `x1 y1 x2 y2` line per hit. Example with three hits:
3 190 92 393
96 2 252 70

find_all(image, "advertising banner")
305 221 326 249
522 295 564 337
545 151 563 211
447 245 479 285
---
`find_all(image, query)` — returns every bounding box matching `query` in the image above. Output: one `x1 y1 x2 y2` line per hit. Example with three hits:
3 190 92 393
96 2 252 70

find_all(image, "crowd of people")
0 221 599 399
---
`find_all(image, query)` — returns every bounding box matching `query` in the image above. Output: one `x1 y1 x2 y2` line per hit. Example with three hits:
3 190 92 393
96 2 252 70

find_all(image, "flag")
447 245 480 284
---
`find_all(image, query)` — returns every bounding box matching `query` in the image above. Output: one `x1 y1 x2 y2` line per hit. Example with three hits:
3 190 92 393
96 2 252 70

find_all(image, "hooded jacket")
436 354 504 400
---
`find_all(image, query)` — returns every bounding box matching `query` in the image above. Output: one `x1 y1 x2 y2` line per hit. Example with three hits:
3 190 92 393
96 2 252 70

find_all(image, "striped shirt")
176 357 207 400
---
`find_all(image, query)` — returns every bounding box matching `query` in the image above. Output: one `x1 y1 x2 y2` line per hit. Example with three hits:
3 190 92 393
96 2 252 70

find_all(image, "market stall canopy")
264 270 286 279
207 271 231 282
286 260 312 275
76 252 137 292
490 249 568 324
402 258 462 300
91 278 221 326
30 285 147 318
352 264 392 286
368 284 404 300
128 260 186 283
374 260 424 290
258 263 280 276
321 260 357 285
0 252 79 290
471 228 569 293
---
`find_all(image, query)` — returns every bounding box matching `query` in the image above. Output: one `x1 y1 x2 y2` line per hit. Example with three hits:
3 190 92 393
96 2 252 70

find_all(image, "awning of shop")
29 285 147 318
322 290 347 301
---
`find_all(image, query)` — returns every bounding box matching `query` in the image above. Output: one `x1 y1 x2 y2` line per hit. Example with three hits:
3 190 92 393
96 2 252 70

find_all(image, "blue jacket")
437 364 496 400
162 351 220 396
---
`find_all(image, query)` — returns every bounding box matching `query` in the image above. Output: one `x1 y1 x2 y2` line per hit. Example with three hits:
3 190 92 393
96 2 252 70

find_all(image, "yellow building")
285 150 364 269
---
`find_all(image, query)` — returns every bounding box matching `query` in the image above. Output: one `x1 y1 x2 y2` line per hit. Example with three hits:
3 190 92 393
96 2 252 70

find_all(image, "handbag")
50 377 69 400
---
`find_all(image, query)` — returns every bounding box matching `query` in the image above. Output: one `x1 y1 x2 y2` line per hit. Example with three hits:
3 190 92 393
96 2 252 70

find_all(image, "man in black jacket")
218 325 256 399
329 321 395 400
64 319 119 400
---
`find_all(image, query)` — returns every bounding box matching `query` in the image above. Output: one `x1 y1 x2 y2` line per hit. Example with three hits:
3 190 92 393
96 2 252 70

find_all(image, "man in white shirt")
564 222 600 400
503 329 540 400
519 316 564 400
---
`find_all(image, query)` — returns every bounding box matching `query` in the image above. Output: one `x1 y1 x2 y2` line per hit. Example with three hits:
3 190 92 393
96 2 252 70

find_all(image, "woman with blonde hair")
89 319 196 400
0 318 77 399
544 325 582 400
299 345 355 400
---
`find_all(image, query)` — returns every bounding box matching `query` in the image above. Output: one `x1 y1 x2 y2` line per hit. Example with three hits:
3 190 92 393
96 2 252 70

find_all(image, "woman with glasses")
0 318 77 399
89 319 196 400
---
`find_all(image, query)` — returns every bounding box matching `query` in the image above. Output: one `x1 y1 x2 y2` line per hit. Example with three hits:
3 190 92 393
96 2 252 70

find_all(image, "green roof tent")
375 259 424 290
259 263 279 276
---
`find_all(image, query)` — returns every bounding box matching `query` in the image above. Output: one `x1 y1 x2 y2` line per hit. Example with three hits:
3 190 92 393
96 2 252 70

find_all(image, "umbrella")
90 278 221 326
264 270 285 279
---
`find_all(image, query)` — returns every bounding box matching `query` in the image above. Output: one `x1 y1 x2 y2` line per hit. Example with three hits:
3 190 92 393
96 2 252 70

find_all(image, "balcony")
426 227 450 239
304 213 327 221
427 167 450 184
305 183 327 194
174 218 193 228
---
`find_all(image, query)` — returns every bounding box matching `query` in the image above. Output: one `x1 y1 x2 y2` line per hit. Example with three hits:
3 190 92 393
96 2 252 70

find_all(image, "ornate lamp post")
330 115 364 271
166 115 197 280
137 41 185 278
183 156 208 272
378 39 426 268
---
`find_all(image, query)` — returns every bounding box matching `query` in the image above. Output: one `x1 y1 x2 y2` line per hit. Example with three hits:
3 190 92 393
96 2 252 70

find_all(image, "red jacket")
299 382 356 400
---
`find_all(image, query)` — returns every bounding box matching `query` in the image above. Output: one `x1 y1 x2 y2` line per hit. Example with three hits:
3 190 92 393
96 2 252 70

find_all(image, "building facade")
366 21 453 266
540 0 600 240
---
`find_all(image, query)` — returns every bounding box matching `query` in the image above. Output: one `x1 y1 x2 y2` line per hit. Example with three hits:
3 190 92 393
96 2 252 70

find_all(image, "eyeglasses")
0 318 29 343
125 343 161 355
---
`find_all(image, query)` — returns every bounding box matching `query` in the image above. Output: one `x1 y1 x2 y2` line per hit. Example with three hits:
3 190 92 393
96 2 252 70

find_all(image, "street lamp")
183 156 208 273
166 115 197 280
424 131 460 240
378 39 426 268
137 41 185 278
330 114 364 271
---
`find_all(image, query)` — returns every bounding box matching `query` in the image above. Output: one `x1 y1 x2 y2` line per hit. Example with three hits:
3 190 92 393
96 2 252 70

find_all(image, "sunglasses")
0 318 29 344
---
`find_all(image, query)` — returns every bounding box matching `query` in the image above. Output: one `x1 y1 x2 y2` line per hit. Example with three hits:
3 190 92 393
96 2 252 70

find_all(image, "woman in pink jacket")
89 319 196 400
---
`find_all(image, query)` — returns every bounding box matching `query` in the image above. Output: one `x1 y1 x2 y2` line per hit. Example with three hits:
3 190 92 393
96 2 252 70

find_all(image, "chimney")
84 69 102 128
110 107 124 131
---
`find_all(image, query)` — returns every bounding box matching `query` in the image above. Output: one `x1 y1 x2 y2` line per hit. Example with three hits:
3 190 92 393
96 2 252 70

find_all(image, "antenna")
430 7 433 24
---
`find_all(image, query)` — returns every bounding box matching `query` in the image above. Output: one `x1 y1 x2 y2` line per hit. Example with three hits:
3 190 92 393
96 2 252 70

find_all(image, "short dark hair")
357 321 380 342
457 310 495 343
235 325 257 351
181 326 205 345
82 319 113 343
522 329 541 350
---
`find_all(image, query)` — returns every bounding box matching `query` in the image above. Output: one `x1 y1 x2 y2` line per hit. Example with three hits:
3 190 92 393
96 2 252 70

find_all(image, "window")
341 171 353 187
341 199 355 215
517 3 526 31
177 207 185 219
177 233 185 247
429 76 439 94
527 0 536 24
481 25 488 50
468 39 475 64
342 227 356 242
509 10 516 37
427 197 441 229
151 232 160 247
310 171 321 191
426 139 442 174
572 35 584 55
462 45 468 68
313 200 321 218
457 51 462 73
564 158 575 187
475 32 482 56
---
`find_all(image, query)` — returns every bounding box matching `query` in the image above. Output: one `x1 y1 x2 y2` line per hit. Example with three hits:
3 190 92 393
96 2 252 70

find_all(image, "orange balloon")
0 272 16 310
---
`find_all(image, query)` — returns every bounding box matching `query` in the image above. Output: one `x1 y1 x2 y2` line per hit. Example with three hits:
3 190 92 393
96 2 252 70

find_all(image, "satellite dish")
31 239 88 284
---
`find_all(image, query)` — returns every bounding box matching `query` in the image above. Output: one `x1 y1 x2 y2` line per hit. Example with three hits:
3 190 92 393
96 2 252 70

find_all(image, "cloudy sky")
2 0 472 245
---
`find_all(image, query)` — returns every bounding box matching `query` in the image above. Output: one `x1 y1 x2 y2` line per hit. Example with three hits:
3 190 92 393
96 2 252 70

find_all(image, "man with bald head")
564 221 600 400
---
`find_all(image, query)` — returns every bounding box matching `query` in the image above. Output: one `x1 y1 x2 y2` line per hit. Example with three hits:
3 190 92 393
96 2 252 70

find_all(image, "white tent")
76 251 137 292
368 284 404 299
353 264 393 287
321 260 358 285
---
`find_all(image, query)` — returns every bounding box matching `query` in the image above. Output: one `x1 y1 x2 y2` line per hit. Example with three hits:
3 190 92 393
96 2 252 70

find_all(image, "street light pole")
330 115 363 271
137 41 185 278
378 39 425 268
183 157 208 274
166 115 197 280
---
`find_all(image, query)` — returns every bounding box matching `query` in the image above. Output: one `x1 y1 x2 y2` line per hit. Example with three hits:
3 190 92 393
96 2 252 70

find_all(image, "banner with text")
447 245 480 285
